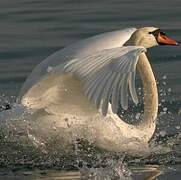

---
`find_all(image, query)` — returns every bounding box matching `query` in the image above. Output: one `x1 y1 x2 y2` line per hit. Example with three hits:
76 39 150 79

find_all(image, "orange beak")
157 32 178 46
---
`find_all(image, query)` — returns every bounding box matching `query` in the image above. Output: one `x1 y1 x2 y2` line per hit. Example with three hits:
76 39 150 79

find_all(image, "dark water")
0 0 181 179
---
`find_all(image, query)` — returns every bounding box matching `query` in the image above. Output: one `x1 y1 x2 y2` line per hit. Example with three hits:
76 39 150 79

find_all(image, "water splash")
0 87 180 179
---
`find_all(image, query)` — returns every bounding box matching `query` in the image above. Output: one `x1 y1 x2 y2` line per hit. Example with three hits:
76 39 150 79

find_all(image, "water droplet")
160 130 166 137
163 107 167 112
162 82 166 86
178 109 181 115
47 66 53 72
162 75 167 80
135 113 140 120
167 88 171 92
176 126 180 130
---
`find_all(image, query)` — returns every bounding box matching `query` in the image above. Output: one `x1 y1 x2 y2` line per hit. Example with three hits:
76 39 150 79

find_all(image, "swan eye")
160 31 166 36
150 29 160 37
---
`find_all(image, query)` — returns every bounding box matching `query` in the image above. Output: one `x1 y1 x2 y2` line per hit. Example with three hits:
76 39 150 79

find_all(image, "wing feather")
120 73 129 110
129 70 138 104
64 46 146 115
111 73 122 113
87 71 112 102
101 72 117 115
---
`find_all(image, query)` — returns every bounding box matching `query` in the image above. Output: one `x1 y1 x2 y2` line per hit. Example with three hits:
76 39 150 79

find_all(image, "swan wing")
19 28 137 98
63 46 146 116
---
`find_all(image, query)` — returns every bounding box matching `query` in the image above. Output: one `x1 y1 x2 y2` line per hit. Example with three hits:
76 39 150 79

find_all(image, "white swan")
18 27 177 152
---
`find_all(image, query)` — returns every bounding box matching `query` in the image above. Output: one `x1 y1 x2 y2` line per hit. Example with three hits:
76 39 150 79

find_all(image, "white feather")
19 28 137 98
64 46 146 115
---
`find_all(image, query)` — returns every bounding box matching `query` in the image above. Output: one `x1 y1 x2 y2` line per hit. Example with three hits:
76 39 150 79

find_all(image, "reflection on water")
0 170 81 180
0 165 162 180
0 0 181 179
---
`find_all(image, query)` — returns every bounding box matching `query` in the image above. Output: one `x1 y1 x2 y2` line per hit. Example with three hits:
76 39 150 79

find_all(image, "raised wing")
19 28 136 99
64 46 146 116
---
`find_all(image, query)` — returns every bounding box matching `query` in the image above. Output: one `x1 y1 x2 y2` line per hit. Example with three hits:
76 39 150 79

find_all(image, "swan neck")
136 53 158 131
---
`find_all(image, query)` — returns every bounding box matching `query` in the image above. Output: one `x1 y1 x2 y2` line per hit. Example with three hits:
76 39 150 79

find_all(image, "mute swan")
18 27 177 152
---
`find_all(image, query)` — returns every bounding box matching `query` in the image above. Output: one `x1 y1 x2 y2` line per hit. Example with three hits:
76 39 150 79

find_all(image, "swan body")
18 27 177 153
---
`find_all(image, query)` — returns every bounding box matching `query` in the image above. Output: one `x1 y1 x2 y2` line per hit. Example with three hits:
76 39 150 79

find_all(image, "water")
0 0 181 179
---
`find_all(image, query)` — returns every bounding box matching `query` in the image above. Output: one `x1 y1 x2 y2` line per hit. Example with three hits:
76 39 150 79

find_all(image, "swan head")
129 27 178 48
